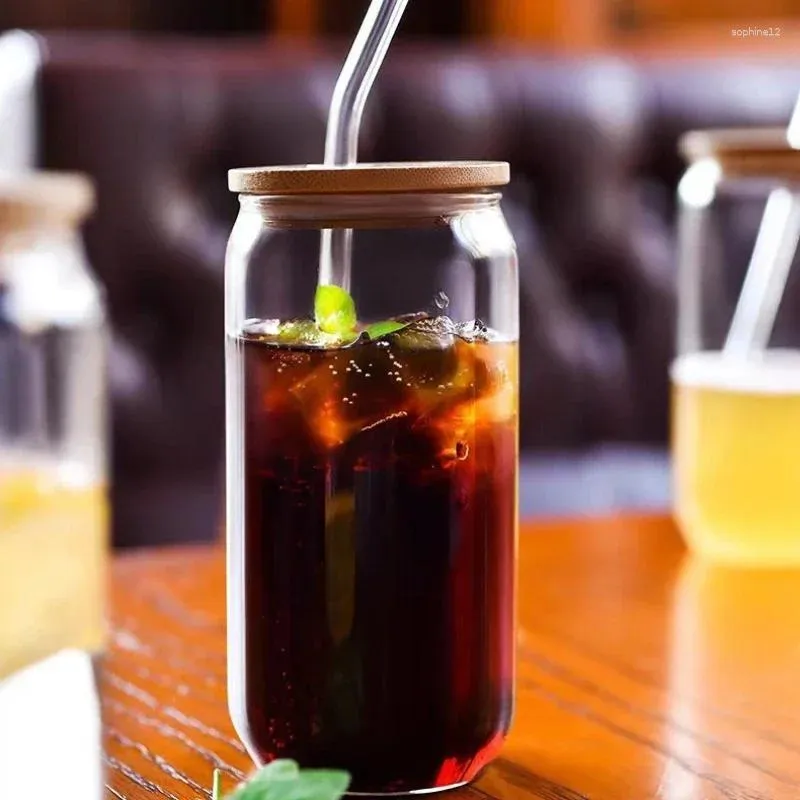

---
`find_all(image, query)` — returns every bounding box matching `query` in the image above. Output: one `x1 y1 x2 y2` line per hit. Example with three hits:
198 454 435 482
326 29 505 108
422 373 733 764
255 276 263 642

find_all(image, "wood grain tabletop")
103 514 800 799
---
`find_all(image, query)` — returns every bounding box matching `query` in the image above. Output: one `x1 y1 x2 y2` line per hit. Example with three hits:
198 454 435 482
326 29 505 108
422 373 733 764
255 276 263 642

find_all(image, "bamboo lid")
228 161 510 195
0 171 95 230
680 128 800 176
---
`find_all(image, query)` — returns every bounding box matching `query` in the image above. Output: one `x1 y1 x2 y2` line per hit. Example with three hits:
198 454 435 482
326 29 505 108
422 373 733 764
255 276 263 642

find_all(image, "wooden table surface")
104 515 800 799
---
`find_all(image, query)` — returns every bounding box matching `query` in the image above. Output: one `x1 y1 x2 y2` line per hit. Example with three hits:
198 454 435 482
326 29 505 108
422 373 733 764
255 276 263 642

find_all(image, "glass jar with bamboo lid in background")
0 171 107 678
674 129 800 565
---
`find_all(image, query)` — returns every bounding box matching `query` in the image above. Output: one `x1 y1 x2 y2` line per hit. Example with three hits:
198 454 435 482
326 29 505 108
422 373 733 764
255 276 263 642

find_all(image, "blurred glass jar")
674 129 800 565
0 172 107 678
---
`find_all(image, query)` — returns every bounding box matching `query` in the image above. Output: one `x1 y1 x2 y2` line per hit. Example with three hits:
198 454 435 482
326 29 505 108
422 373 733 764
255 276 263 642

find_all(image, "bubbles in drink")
434 290 449 310
288 344 412 448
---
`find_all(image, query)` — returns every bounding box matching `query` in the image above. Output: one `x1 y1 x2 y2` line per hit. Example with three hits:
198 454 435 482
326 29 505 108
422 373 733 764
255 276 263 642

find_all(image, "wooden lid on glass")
680 128 800 176
0 171 95 230
228 161 510 195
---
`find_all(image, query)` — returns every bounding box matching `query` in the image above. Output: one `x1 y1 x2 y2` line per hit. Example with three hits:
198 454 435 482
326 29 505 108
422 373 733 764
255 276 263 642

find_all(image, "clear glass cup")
674 130 800 565
225 162 519 793
0 171 107 678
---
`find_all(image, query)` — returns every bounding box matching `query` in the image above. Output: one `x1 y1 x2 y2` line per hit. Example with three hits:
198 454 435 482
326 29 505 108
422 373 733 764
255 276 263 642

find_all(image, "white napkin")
0 649 103 798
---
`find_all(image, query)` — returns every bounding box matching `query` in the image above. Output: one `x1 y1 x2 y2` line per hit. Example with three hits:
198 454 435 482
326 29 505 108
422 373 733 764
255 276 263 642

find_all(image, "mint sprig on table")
314 285 408 342
211 760 351 800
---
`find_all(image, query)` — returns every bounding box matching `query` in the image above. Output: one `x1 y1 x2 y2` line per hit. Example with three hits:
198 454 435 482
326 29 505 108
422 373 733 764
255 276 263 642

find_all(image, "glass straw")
724 188 800 357
318 0 410 291
724 94 800 357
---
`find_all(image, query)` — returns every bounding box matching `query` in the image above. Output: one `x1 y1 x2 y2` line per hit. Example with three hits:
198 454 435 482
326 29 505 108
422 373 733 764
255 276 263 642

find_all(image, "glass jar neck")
238 191 502 227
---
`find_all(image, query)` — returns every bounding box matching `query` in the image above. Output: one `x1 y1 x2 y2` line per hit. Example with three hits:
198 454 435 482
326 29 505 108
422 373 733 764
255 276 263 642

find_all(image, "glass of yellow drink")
0 460 107 678
672 351 800 565
675 129 800 565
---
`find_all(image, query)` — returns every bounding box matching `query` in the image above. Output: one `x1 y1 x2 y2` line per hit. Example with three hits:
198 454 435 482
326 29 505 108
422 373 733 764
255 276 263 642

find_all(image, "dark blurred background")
2 0 799 547
2 0 800 42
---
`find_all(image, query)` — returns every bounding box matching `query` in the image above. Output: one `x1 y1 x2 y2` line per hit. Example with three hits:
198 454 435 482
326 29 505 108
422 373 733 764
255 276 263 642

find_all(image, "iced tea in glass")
226 163 518 794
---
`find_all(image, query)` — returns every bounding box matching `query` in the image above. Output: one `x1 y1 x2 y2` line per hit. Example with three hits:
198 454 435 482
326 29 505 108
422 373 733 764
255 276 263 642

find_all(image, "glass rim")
237 190 503 227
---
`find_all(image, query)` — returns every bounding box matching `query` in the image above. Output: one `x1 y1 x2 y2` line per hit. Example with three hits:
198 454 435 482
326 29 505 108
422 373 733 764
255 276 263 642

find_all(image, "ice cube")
454 319 503 343
290 339 413 449
287 349 349 447
245 319 362 349
408 338 517 458
474 379 516 424
391 316 457 350
404 336 480 418
475 341 517 424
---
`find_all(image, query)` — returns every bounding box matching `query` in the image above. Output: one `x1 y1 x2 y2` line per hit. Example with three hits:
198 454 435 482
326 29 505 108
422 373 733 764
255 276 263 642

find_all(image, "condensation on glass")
225 162 519 793
0 172 107 679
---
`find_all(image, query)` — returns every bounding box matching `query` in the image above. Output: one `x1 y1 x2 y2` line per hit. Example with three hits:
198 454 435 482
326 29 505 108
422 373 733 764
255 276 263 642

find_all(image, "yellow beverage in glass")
0 458 107 679
672 350 800 565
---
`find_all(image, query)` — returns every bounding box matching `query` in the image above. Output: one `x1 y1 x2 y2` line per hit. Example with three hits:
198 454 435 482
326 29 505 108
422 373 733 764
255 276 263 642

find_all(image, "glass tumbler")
0 171 107 678
225 162 519 793
674 129 800 565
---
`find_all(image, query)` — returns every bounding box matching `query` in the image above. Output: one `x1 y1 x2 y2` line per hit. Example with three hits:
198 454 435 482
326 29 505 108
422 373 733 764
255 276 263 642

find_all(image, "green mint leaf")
281 769 351 800
315 285 357 335
212 769 222 800
365 320 408 340
245 760 300 786
225 760 351 800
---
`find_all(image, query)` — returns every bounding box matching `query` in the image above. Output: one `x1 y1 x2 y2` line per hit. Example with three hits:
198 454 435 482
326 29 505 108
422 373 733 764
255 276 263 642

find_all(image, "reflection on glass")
668 558 800 796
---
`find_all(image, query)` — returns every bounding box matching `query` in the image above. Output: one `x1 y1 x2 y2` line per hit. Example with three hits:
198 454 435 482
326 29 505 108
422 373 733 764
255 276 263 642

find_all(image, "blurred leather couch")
11 32 800 546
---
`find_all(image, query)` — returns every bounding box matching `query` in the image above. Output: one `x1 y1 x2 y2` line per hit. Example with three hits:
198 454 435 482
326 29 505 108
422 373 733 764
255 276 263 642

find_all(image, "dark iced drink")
229 317 517 794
